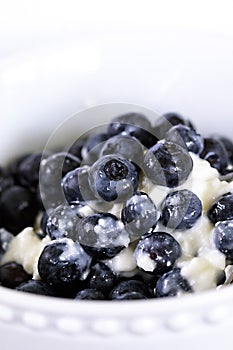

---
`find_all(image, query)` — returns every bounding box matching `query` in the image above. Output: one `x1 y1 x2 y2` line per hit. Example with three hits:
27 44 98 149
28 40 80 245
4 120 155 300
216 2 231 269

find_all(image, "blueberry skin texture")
81 132 108 160
45 203 83 240
153 112 195 140
121 191 159 240
134 231 182 275
219 136 233 164
0 262 31 289
160 189 202 230
87 262 118 296
89 155 139 202
207 192 233 225
77 213 129 260
109 279 150 300
16 280 57 296
75 288 105 300
165 125 204 155
0 167 14 193
39 152 80 209
38 238 92 288
200 137 229 174
143 141 193 188
107 112 157 148
155 268 193 297
14 152 42 192
213 220 233 259
0 185 38 235
100 134 145 167
62 165 95 204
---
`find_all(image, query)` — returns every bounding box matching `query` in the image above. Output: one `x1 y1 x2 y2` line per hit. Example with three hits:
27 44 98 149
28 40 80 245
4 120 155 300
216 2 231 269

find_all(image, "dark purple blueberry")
213 220 233 259
77 213 129 260
153 112 195 139
81 133 108 159
89 155 139 202
0 167 14 194
121 191 158 240
107 112 157 148
16 279 57 296
165 125 204 154
219 136 233 165
200 137 229 174
100 134 145 167
45 203 93 240
38 238 92 288
160 189 202 230
0 262 31 289
61 166 94 204
75 288 105 300
109 279 150 300
14 153 42 192
39 152 80 209
143 141 193 188
40 211 49 238
207 192 233 225
0 185 38 235
134 231 181 275
87 262 117 296
68 138 86 160
155 268 193 297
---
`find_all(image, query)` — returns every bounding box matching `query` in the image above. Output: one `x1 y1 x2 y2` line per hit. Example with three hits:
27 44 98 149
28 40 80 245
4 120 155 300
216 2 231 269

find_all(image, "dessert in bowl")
0 28 233 350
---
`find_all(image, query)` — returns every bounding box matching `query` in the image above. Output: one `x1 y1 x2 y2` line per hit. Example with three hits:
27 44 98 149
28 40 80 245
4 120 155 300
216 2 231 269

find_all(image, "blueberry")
107 112 157 148
0 167 14 193
143 141 193 188
0 262 31 289
155 268 193 297
121 191 159 240
200 137 229 174
45 204 83 240
160 189 202 230
40 211 49 238
39 152 80 209
109 279 150 300
38 238 92 288
213 220 233 259
89 155 139 202
62 165 94 204
207 192 233 225
100 134 145 167
165 125 204 154
219 136 233 164
68 138 86 160
87 262 118 296
75 288 105 300
16 279 57 296
81 133 108 160
153 112 195 139
0 185 38 235
134 231 181 275
77 213 130 260
14 153 42 192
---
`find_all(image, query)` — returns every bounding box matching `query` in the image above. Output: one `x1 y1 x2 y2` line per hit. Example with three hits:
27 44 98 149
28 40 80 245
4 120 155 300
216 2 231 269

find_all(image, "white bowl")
0 27 233 350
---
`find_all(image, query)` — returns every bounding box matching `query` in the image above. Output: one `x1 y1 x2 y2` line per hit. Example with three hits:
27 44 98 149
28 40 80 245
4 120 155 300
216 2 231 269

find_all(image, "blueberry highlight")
160 189 202 230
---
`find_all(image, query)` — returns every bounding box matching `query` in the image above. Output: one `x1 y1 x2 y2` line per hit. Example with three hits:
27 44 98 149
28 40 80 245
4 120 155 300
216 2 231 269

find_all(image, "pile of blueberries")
0 111 233 300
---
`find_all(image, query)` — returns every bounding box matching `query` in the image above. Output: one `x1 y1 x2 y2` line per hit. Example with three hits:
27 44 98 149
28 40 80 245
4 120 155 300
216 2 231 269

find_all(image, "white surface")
0 10 233 350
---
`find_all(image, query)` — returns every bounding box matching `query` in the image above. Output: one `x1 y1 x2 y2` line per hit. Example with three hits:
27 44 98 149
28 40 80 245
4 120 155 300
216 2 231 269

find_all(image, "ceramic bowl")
0 27 233 350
